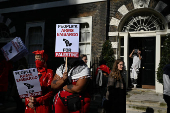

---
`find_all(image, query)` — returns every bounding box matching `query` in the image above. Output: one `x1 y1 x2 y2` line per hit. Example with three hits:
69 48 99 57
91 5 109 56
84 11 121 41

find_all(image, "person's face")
118 61 124 70
35 57 41 61
82 56 87 64
35 56 44 62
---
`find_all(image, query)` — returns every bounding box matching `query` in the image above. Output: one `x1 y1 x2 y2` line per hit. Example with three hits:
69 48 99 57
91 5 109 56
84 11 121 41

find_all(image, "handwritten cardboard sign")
13 68 42 98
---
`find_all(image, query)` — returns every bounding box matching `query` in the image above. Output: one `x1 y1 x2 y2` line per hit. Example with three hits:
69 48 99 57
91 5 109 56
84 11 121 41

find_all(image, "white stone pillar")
119 32 129 88
155 34 163 93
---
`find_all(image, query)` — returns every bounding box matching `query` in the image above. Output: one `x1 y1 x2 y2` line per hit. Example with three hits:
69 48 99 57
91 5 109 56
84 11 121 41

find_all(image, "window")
69 16 92 67
25 22 45 68
122 14 165 32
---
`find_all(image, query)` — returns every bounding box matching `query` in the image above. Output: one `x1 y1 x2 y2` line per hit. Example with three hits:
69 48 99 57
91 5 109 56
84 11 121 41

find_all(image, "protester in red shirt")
25 50 54 113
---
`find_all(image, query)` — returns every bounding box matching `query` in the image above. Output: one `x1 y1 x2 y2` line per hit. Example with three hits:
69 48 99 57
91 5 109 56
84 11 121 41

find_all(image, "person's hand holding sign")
29 97 36 103
28 97 35 109
28 102 35 109
63 72 68 82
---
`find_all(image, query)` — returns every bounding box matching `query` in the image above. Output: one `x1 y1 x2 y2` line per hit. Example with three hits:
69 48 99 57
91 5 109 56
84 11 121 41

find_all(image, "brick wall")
2 0 170 71
2 1 108 70
109 0 170 32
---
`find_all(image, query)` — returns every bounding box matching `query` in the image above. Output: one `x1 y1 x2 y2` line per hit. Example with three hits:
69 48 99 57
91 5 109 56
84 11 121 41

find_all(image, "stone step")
126 108 146 113
126 99 167 108
127 88 156 94
126 89 167 113
126 103 167 113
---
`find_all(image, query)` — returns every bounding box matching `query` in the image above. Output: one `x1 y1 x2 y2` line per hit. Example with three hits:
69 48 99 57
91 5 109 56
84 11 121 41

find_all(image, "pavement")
126 88 167 113
89 88 167 113
0 88 168 113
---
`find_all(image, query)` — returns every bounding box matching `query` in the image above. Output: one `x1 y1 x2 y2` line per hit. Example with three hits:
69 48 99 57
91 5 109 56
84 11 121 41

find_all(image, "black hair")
80 54 87 59
99 59 106 65
67 57 85 69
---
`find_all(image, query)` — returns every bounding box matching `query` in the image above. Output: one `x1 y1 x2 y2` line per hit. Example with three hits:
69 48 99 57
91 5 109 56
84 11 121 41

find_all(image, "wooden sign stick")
65 57 67 72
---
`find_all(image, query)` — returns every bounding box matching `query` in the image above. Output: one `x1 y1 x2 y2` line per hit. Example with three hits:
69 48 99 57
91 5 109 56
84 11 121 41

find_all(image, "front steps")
126 88 167 113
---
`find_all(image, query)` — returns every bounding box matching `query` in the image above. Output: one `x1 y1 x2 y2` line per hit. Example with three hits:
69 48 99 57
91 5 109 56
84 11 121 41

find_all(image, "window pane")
85 44 90 54
121 38 124 46
121 48 124 56
79 44 85 54
28 26 43 68
29 27 43 44
120 57 124 61
81 29 90 42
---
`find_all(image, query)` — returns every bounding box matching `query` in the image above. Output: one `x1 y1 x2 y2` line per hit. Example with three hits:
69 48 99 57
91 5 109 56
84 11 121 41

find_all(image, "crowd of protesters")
0 48 169 113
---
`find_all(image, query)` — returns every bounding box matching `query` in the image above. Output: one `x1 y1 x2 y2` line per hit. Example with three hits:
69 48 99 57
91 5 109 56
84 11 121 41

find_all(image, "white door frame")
114 31 168 93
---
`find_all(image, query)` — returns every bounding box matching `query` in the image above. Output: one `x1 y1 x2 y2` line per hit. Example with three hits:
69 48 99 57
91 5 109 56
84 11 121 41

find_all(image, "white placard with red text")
13 68 42 99
55 24 79 57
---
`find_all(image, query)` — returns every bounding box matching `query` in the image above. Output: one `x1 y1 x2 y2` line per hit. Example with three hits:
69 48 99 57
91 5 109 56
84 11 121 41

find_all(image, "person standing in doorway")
163 61 170 113
129 49 142 88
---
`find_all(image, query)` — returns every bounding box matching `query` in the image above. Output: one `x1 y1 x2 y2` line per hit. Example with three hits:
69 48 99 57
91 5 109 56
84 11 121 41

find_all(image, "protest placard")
1 37 28 62
13 68 42 99
55 24 79 57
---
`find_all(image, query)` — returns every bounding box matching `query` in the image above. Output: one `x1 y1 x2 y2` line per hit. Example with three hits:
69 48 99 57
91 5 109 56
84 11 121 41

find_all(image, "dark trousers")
0 92 6 104
164 94 170 113
106 88 126 113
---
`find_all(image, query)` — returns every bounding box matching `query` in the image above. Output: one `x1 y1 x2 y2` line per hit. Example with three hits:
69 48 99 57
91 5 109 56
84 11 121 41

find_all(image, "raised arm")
63 76 89 93
51 72 68 90
129 49 134 58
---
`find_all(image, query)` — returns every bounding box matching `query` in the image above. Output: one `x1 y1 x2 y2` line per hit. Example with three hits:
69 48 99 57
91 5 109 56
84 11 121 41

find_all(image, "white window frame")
69 16 92 67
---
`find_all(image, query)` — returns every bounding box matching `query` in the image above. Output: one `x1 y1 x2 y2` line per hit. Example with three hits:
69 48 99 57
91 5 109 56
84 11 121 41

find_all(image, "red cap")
32 50 48 62
99 64 111 74
95 64 111 76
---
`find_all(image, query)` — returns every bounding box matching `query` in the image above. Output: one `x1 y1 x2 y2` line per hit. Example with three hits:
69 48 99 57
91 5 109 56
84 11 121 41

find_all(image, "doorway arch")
117 8 168 90
118 8 167 32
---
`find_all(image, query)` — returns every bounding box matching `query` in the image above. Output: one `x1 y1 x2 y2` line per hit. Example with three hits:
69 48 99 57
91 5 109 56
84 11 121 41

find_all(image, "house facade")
0 0 169 93
108 0 170 93
0 0 107 70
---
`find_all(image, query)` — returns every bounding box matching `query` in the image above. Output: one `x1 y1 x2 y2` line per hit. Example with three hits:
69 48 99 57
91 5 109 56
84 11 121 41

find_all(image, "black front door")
141 37 155 86
129 37 155 88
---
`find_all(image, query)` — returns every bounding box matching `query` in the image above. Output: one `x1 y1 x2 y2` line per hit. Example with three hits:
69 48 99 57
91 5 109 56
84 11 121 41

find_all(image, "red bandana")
32 50 48 72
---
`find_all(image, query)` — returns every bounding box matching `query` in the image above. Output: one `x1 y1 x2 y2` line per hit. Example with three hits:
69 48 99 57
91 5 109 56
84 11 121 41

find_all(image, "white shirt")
131 55 141 69
56 64 90 80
